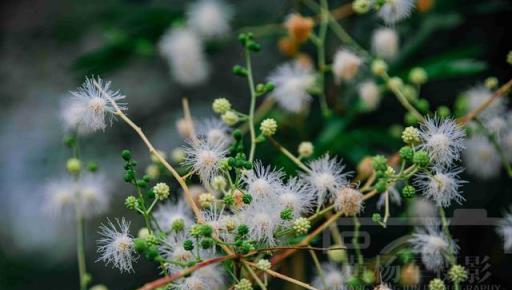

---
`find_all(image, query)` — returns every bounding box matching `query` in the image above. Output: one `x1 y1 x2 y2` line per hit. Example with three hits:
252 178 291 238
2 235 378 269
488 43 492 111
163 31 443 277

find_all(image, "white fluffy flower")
301 154 350 208
196 118 232 148
97 218 137 273
43 177 77 218
175 264 225 290
153 200 194 232
187 0 232 39
332 48 362 82
408 197 437 223
358 80 381 111
183 138 228 184
312 263 351 290
466 86 506 121
242 161 284 200
464 135 501 179
372 27 399 60
502 129 512 162
414 167 465 207
78 173 111 218
497 209 512 252
267 62 315 113
418 117 465 167
158 27 210 86
239 199 284 245
410 224 457 271
377 0 415 24
277 177 315 218
67 77 126 134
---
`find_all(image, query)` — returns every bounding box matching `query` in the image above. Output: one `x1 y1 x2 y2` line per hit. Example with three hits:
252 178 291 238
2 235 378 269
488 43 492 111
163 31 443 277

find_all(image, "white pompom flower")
43 177 78 219
372 27 399 60
409 224 458 271
97 218 137 273
312 263 351 290
160 231 197 274
332 48 362 82
187 0 232 39
414 167 465 208
175 264 225 290
183 138 228 185
78 173 111 218
464 135 501 179
277 177 316 218
67 77 126 133
377 0 415 24
196 118 232 148
418 117 465 167
158 27 210 86
242 161 285 200
300 154 351 208
358 80 381 111
466 86 506 121
239 199 284 245
153 200 194 232
267 62 315 113
497 209 512 252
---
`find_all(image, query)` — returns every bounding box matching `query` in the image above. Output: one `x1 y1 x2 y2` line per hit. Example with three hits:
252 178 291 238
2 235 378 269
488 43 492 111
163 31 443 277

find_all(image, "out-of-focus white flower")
377 0 415 24
43 177 77 218
311 263 351 290
78 173 111 218
410 224 457 271
183 138 228 184
277 177 315 218
160 231 196 274
242 161 284 200
332 48 362 82
239 199 284 245
358 80 381 111
466 86 506 121
418 117 465 167
158 27 210 86
301 154 351 208
97 218 137 273
267 62 315 113
176 264 224 290
187 0 232 39
414 167 465 208
502 129 512 161
497 209 512 252
66 77 126 134
409 198 437 223
464 135 501 179
153 200 193 232
196 118 232 148
372 28 399 60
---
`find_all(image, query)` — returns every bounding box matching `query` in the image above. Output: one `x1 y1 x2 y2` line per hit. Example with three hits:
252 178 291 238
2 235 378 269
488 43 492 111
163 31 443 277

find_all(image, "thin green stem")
382 73 425 122
268 137 312 173
316 0 331 117
352 216 364 273
245 48 258 162
76 206 87 290
310 250 327 289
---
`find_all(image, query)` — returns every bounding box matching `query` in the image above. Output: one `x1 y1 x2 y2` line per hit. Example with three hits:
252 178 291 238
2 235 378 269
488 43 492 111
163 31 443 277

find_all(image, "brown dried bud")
284 13 314 43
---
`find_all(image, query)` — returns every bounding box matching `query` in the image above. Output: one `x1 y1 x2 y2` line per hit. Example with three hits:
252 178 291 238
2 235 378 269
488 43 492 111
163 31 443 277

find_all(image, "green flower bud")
121 149 132 161
372 155 388 172
352 0 371 14
222 111 239 126
237 224 249 236
405 111 420 125
448 265 468 283
183 240 194 251
399 146 414 161
402 185 416 198
233 65 248 77
200 224 213 237
371 59 388 76
428 279 446 290
362 269 375 285
413 150 430 167
375 179 388 193
242 193 253 204
153 182 170 200
66 158 81 174
402 126 421 145
189 224 202 237
134 238 147 253
436 106 451 119
409 67 428 85
87 161 98 172
125 196 138 210
223 193 235 206
292 217 311 235
171 218 185 232
372 213 382 223
200 237 214 249
280 207 294 220
415 99 430 113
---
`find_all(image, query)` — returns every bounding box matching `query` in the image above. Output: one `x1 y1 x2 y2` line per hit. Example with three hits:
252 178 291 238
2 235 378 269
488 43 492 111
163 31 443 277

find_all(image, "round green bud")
346 276 362 288
372 155 388 172
189 224 202 237
352 0 371 14
507 51 512 65
399 146 414 161
237 224 249 236
260 118 278 137
223 193 235 206
247 41 261 52
146 234 158 246
405 111 420 125
66 158 81 174
415 99 430 113
134 238 147 253
256 83 266 94
212 98 232 114
280 207 294 220
242 193 253 204
125 196 138 210
183 240 194 251
240 241 254 254
87 161 98 172
137 227 150 239
402 185 416 198
375 179 388 193
200 224 213 237
413 150 430 167
448 265 468 283
64 135 76 148
145 245 159 261
232 129 242 140
387 77 403 91
398 248 414 264
371 59 388 76
428 278 446 290
121 149 132 161
372 213 382 223
292 217 311 235
200 238 214 249
123 171 134 183
265 82 275 92
437 106 451 119
409 67 428 85
485 77 498 89
232 65 248 77
171 218 185 232
362 269 375 285
222 111 239 126
327 246 347 263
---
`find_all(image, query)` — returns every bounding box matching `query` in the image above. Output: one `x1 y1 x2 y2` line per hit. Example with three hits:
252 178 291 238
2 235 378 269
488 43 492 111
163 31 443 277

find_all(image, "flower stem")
75 207 87 290
316 0 331 117
245 48 258 162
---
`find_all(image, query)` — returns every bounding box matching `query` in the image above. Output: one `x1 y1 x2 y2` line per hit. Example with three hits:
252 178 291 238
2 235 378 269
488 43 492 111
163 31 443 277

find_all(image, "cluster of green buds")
64 135 99 174
134 232 165 263
187 224 215 251
234 224 256 254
